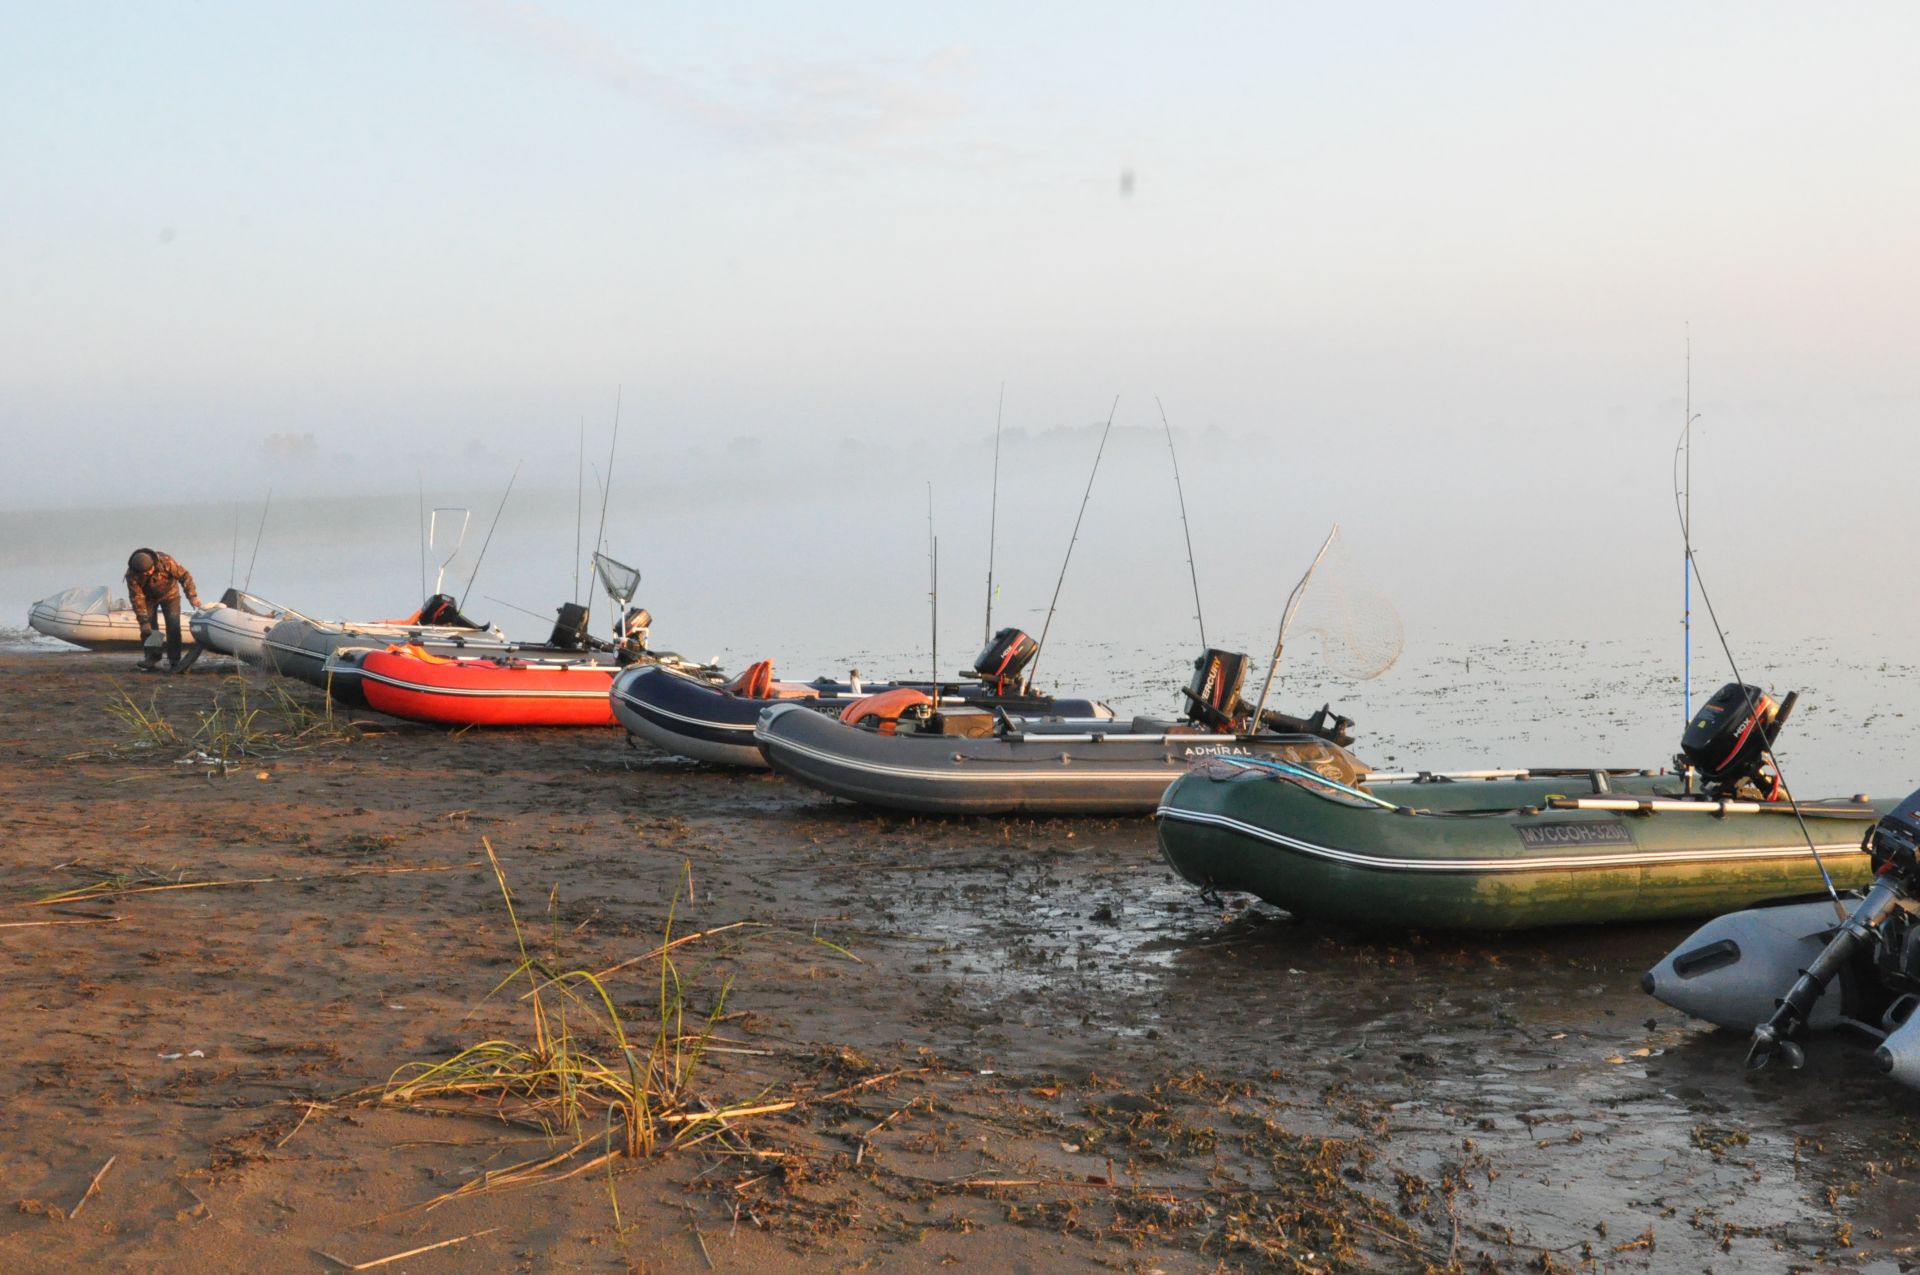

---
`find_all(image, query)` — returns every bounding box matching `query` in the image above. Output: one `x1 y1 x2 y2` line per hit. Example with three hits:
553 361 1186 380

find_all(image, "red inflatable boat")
357 645 619 727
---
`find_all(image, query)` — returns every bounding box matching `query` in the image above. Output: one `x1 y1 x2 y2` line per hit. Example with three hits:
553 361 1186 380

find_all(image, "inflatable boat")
1645 784 1920 1090
188 589 298 664
1158 681 1879 930
27 585 199 652
356 645 623 727
611 628 1111 768
261 594 506 691
753 646 1365 816
325 601 717 712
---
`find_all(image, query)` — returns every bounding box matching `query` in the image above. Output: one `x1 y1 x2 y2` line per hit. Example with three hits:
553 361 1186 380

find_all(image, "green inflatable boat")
1157 760 1884 930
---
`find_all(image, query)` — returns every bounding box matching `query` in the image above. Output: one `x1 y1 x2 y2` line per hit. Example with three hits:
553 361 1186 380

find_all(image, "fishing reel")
1677 682 1796 800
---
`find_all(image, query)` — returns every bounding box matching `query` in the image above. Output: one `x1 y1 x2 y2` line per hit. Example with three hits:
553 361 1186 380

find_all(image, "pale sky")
4 3 1918 639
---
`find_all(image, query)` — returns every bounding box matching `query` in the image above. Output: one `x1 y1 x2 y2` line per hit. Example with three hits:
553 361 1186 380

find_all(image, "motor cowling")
549 601 591 650
1678 681 1790 798
1183 648 1250 730
418 593 479 628
1872 788 1920 879
974 628 1038 695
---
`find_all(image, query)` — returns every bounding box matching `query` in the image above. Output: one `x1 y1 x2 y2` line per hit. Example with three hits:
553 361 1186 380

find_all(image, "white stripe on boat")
1154 806 1867 874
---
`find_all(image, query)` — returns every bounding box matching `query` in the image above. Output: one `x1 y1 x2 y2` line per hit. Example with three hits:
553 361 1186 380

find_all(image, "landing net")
592 553 641 609
1285 527 1403 682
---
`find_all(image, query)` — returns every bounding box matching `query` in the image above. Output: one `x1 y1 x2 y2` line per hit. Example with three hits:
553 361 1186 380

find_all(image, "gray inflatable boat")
1646 781 1920 1090
754 702 1364 816
262 594 507 698
753 647 1365 816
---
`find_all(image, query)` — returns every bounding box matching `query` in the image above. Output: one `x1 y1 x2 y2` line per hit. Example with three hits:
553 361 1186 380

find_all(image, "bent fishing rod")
1156 397 1206 649
1028 395 1119 684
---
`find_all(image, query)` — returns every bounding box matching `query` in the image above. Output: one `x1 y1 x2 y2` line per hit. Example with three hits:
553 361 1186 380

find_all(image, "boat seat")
766 681 821 701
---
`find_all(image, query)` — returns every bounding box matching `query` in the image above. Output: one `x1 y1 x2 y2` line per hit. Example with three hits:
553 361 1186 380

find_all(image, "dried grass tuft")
377 840 782 1204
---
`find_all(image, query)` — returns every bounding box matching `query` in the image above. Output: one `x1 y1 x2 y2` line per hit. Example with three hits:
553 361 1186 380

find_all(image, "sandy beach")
3 651 1917 1273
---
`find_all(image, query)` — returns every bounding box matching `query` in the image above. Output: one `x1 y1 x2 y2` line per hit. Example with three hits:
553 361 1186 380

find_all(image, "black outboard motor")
1678 681 1796 799
1746 786 1920 1072
1182 649 1250 731
549 602 591 650
974 628 1038 696
418 593 479 629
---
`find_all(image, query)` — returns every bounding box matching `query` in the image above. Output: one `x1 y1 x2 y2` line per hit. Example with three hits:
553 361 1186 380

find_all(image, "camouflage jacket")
125 550 201 624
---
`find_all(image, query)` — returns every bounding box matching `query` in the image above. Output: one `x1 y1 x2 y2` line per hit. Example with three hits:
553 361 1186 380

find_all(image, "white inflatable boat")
27 586 200 652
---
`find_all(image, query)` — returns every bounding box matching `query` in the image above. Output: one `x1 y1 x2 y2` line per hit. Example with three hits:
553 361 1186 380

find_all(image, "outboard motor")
549 602 591 650
1745 786 1920 1072
1182 649 1250 731
616 607 653 666
1678 681 1796 799
974 628 1038 696
418 593 478 628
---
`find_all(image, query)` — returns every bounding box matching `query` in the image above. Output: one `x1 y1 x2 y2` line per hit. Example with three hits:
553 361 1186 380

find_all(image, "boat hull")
188 592 292 664
262 618 508 694
358 648 618 727
1643 899 1851 1030
1156 766 1884 930
754 702 1362 816
28 586 198 652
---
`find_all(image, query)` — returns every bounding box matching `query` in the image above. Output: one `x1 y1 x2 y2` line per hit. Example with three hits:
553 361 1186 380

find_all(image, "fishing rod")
984 383 1003 644
485 594 557 627
928 483 939 699
574 418 586 604
243 489 272 593
1028 395 1119 683
1247 524 1337 733
417 472 428 601
591 388 622 569
1156 396 1206 648
229 505 240 591
1674 327 1698 720
1675 466 1845 921
461 460 521 608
